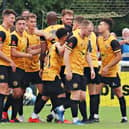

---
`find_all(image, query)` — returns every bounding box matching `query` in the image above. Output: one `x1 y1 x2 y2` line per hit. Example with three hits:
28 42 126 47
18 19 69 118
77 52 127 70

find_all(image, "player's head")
15 16 26 34
61 9 74 26
56 28 68 44
2 9 16 27
26 13 37 30
21 9 30 18
98 18 113 34
46 11 58 25
80 20 94 37
72 16 85 31
122 28 129 40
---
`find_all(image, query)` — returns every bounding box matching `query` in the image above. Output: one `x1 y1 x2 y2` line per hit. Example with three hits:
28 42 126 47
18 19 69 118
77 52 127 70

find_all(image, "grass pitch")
0 105 129 129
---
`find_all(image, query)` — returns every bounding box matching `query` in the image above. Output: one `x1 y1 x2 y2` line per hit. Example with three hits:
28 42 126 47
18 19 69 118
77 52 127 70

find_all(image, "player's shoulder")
43 24 64 32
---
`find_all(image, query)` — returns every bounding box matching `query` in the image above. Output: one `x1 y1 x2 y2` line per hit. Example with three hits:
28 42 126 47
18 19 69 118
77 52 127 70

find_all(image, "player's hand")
26 47 32 53
10 60 16 72
66 71 72 81
101 66 109 76
91 70 95 79
27 53 33 58
39 69 43 78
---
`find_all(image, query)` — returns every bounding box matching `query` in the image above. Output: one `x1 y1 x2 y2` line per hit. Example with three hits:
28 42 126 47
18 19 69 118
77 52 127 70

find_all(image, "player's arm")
0 31 12 62
28 44 41 49
85 40 95 79
102 40 121 75
105 40 121 68
27 37 43 55
0 31 16 72
55 43 65 56
40 36 47 70
64 37 77 80
11 35 32 58
27 47 41 55
34 28 54 41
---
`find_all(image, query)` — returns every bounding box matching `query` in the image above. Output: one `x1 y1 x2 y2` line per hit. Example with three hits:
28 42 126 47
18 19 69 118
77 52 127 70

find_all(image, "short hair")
80 20 93 27
22 9 30 13
26 13 37 20
74 16 85 24
101 18 114 30
2 9 16 18
56 28 68 39
61 9 74 16
15 16 25 23
122 28 129 34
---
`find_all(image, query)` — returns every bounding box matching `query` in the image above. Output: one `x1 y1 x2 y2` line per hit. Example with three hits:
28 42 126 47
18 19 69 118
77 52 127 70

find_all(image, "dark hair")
74 16 85 24
56 28 68 39
26 13 37 20
101 18 114 30
15 16 25 23
61 9 74 16
2 9 16 18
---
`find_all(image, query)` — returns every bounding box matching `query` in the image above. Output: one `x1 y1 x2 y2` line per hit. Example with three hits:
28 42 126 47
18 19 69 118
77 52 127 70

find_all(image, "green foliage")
0 0 129 34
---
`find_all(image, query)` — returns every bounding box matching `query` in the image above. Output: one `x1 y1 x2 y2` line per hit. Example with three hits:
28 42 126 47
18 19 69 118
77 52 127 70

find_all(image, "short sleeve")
0 31 6 44
111 40 121 53
65 37 77 50
10 34 18 47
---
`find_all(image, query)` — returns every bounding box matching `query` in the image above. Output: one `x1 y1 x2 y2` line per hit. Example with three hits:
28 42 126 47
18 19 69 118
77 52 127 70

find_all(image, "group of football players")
0 8 128 125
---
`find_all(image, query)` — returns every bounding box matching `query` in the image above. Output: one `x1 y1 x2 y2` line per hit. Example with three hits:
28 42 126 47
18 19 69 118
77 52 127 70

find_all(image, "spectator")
119 28 129 61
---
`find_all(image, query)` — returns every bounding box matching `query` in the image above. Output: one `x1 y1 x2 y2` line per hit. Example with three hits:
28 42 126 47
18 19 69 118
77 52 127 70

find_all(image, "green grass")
0 106 129 129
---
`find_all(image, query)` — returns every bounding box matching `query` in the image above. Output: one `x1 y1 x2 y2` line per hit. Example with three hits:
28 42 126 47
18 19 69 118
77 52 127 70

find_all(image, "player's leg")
79 76 88 123
0 66 10 122
28 72 47 122
65 74 82 125
9 68 25 122
2 95 12 121
111 75 128 123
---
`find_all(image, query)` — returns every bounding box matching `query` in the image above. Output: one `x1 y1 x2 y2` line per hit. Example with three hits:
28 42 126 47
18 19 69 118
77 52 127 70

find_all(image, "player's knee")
71 90 81 100
114 87 123 97
57 93 66 98
13 88 24 98
42 96 49 101
0 83 9 95
80 91 86 101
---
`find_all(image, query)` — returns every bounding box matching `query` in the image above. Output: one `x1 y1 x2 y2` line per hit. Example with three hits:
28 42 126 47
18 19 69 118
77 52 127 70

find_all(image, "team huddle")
0 8 128 125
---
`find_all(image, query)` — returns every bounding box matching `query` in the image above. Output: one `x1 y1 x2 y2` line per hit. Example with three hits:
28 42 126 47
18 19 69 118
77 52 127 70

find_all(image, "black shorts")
9 68 25 89
23 71 42 88
0 65 12 83
42 76 65 97
65 73 87 91
84 67 101 85
100 74 121 89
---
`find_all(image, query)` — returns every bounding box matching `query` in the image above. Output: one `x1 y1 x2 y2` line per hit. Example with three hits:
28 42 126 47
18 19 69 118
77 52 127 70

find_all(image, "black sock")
79 100 87 121
0 94 5 120
54 97 71 109
3 95 12 112
89 95 96 119
66 92 71 100
18 96 23 116
35 93 42 105
11 98 19 120
118 96 127 117
63 99 72 109
34 99 46 114
94 94 100 115
71 100 79 118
